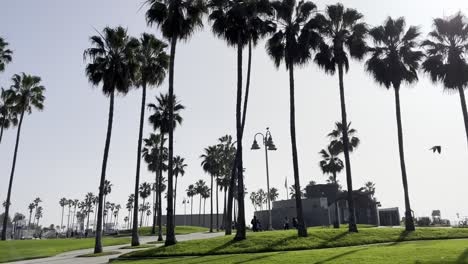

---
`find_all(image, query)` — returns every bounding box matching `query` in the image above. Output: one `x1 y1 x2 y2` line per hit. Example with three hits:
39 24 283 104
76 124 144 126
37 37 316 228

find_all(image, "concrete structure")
378 207 401 226
254 184 385 229
160 213 224 229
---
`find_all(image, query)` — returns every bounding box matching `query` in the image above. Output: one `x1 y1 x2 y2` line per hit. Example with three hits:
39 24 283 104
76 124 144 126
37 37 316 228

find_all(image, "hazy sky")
1 0 468 227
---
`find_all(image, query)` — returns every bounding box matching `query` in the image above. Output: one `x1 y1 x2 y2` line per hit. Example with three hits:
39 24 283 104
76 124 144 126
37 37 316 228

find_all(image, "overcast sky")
1 0 468 227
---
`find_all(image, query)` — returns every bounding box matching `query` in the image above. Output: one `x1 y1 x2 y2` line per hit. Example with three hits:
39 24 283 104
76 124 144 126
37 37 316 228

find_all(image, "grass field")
122 227 468 258
0 237 130 263
115 239 468 264
117 225 208 237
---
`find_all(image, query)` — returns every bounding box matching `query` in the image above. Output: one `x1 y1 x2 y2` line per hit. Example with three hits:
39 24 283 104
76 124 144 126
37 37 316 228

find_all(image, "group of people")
250 216 299 231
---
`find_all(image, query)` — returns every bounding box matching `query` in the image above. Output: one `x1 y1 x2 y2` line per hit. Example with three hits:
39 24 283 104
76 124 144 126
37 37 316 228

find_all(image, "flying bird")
429 146 441 154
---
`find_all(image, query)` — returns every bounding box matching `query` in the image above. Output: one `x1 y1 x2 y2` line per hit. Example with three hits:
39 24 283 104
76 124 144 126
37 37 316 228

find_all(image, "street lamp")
251 127 277 230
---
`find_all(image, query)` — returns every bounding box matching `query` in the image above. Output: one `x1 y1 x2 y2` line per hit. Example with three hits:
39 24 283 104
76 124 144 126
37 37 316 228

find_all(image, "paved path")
9 232 224 264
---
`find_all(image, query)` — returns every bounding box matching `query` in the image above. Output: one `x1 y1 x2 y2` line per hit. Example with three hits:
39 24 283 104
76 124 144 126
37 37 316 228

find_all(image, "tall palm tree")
422 13 468 149
201 145 220 233
66 199 73 233
148 93 183 241
27 203 35 229
139 182 152 227
186 184 196 226
102 180 112 229
266 0 322 238
1 73 46 241
84 26 139 253
126 194 135 229
173 155 187 224
35 206 43 227
0 37 12 72
208 0 274 238
313 3 367 233
201 186 210 224
195 180 206 225
217 135 236 233
71 199 79 231
268 187 279 202
319 143 344 228
366 17 424 231
59 198 68 231
131 33 168 246
0 88 18 144
142 133 165 235
146 0 206 246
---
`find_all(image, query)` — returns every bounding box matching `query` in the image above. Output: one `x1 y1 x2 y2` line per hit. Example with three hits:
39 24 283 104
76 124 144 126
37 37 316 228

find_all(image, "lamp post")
251 127 277 230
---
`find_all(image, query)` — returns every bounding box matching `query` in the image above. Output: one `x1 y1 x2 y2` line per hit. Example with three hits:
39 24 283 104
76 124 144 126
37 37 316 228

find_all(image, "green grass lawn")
117 225 208 237
122 227 468 258
0 237 129 263
115 239 468 264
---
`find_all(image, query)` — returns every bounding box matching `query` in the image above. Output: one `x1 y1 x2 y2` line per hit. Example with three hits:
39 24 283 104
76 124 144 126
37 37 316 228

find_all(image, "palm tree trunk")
157 137 164 242
333 171 340 229
28 212 32 229
0 121 4 144
204 199 207 225
223 188 227 229
131 82 147 246
165 35 177 246
216 177 219 231
140 198 146 227
210 176 214 232
394 86 415 231
226 160 236 235
94 91 115 253
287 58 307 237
337 64 358 233
1 110 24 241
199 195 202 226
234 35 246 241
174 176 178 227
458 86 468 149
152 169 158 235
190 196 193 226
61 206 64 231
67 207 71 233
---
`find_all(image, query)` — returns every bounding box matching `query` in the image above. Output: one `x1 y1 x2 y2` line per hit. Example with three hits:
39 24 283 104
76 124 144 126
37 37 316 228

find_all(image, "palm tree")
114 204 121 228
27 203 35 229
0 88 18 144
142 132 166 235
268 187 279 202
201 186 211 225
327 122 360 153
208 0 274 238
35 206 43 227
131 33 168 246
266 0 322 238
102 180 112 229
59 198 68 231
319 143 344 228
201 145 220 232
313 3 367 233
422 13 468 149
217 135 236 233
367 17 424 231
1 73 46 241
66 199 73 233
84 26 139 253
173 155 187 225
71 199 79 231
146 0 206 246
195 180 206 225
139 182 152 227
186 184 196 226
84 192 95 232
126 194 135 229
0 37 12 72
148 93 183 241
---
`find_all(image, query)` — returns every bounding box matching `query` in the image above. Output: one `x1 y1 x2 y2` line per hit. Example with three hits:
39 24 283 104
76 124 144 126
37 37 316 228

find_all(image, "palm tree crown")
148 93 185 134
328 122 360 153
366 17 424 89
0 37 12 72
319 144 344 177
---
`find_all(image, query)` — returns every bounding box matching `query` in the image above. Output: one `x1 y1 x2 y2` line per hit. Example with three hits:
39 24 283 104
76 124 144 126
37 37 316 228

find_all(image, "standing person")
251 216 258 232
293 217 298 229
284 217 290 230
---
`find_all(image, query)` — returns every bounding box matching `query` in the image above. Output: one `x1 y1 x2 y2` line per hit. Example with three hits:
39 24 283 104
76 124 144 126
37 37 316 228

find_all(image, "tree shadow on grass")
206 240 237 254
455 248 468 264
314 248 367 264
389 230 411 246
317 231 349 248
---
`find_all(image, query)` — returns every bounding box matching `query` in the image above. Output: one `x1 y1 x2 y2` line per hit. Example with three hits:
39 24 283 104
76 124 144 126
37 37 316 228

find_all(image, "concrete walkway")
9 232 224 264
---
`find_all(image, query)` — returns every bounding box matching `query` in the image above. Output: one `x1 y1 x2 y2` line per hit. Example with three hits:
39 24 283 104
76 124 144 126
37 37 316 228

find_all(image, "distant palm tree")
35 206 43 227
146 0 206 246
314 3 368 233
186 184 196 226
102 180 112 229
131 33 168 246
84 26 139 253
27 203 35 228
201 145 220 232
201 186 210 224
195 180 206 226
268 187 279 202
66 199 73 232
0 88 18 144
266 0 321 238
126 194 135 229
327 122 360 154
59 198 68 231
173 155 187 225
139 182 152 227
1 73 46 241
208 0 274 239
217 135 236 233
0 37 12 72
319 143 344 228
422 13 468 149
148 93 184 241
367 17 424 231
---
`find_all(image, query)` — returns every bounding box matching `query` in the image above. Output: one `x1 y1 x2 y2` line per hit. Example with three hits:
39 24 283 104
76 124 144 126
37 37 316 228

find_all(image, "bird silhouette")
429 146 441 154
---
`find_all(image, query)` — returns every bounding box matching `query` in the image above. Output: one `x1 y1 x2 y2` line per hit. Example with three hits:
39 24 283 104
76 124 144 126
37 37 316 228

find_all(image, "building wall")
159 214 224 229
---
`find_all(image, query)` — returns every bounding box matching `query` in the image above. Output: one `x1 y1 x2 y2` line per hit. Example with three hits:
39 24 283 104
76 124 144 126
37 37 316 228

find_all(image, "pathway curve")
8 232 224 264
